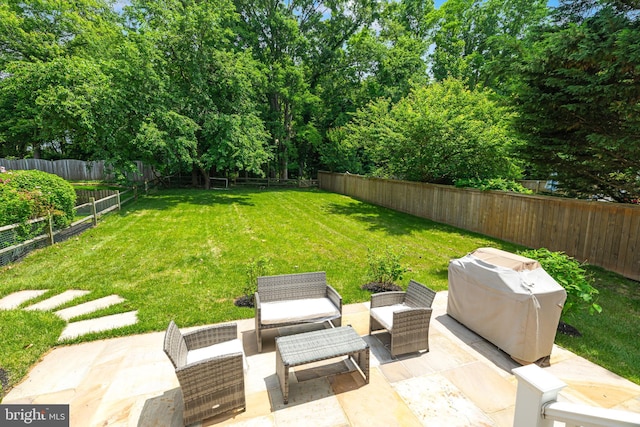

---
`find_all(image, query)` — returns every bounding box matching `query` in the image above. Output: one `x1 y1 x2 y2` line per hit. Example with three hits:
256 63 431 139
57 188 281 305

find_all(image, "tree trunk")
191 167 199 187
200 166 210 189
279 139 288 180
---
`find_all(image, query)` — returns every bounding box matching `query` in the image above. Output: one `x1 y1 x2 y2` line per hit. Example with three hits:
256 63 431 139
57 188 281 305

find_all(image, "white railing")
512 364 640 427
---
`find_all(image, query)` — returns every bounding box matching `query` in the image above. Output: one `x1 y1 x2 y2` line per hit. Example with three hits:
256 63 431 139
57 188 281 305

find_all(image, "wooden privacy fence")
318 172 640 281
0 158 155 182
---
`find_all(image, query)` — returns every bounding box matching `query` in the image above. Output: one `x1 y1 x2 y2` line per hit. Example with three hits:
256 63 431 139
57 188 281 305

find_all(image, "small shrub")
455 178 533 194
362 247 408 292
518 248 602 319
235 256 273 308
0 170 76 229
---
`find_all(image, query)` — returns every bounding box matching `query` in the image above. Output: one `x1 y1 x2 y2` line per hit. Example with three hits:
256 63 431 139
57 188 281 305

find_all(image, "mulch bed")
360 282 403 293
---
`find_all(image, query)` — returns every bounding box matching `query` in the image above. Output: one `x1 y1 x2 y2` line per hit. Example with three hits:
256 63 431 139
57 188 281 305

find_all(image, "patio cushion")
186 338 248 371
370 303 410 330
261 297 340 325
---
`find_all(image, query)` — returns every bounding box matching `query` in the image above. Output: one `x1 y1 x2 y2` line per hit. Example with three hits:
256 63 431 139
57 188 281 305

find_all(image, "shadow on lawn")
128 189 255 211
324 201 456 236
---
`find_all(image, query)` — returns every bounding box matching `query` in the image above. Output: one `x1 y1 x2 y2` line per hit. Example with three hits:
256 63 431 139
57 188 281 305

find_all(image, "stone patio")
4 292 640 426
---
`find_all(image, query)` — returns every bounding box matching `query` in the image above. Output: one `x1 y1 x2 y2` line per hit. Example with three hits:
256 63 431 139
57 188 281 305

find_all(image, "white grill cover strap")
447 250 567 364
260 297 340 325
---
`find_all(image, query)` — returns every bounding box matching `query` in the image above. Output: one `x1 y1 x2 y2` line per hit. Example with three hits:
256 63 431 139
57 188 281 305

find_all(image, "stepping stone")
0 290 48 310
25 290 90 311
58 311 138 341
54 295 126 321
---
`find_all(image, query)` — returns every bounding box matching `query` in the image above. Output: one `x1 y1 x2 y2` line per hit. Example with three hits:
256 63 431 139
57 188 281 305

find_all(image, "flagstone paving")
55 295 126 321
58 311 139 341
24 290 91 311
3 292 640 427
0 289 48 309
0 289 136 341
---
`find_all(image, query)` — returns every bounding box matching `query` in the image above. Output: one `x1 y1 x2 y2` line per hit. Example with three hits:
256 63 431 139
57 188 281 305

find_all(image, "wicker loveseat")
369 280 436 357
163 321 246 426
255 271 342 352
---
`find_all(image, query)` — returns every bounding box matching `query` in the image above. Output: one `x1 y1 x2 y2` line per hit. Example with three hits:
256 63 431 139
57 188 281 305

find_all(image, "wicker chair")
163 321 246 426
369 280 436 357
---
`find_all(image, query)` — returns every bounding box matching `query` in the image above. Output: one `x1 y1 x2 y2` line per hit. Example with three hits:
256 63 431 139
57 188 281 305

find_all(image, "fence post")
90 197 98 226
47 214 54 245
117 190 121 211
145 179 148 195
134 185 138 201
512 365 566 427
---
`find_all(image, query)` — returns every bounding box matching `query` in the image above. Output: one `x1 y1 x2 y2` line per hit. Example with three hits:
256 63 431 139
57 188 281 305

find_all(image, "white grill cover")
447 248 567 364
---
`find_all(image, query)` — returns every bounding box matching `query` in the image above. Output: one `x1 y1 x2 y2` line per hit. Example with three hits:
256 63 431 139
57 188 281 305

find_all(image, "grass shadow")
324 200 473 238
122 188 256 212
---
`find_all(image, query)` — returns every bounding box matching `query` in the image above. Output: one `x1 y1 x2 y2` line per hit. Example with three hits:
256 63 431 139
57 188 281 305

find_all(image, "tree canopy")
513 0 640 202
0 0 637 203
329 78 522 183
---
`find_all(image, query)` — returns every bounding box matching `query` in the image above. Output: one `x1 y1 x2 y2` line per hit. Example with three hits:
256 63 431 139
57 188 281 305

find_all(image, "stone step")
25 290 91 311
0 290 48 310
58 311 138 341
54 295 126 321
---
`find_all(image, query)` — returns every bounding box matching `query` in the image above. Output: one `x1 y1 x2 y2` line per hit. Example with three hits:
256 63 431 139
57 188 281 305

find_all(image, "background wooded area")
1 0 638 201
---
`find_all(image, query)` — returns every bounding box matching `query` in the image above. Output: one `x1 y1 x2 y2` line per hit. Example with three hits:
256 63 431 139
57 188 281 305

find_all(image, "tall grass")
1 188 637 393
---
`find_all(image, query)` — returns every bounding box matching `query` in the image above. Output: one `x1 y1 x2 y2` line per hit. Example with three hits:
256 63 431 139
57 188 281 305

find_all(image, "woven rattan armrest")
371 291 406 308
183 323 238 351
326 284 342 311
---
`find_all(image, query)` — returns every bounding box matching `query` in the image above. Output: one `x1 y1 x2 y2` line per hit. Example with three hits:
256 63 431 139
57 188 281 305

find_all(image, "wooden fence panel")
319 171 640 281
0 158 154 182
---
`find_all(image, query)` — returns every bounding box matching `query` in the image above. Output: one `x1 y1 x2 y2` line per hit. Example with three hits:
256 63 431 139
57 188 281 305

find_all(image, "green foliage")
127 0 270 185
455 178 533 194
518 248 602 318
513 3 640 202
242 256 273 303
428 0 548 93
337 78 523 184
366 247 408 288
0 170 76 228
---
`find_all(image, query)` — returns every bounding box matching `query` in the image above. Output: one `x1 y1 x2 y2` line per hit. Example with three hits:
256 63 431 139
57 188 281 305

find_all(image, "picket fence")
318 172 640 281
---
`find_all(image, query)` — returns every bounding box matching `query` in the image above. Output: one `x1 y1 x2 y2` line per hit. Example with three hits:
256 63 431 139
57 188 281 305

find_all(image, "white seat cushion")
186 338 248 371
370 303 410 330
260 298 340 325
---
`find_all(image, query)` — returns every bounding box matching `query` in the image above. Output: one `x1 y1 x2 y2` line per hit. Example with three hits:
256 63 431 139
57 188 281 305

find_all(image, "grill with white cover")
447 248 567 365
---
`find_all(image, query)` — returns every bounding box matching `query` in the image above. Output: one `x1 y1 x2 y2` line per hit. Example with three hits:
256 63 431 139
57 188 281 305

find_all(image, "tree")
316 0 432 173
428 0 548 93
0 0 123 160
233 0 377 179
333 78 523 183
513 1 640 202
126 0 271 187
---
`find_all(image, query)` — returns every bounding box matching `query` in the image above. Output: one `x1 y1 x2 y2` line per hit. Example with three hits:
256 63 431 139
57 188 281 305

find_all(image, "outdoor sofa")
255 271 342 352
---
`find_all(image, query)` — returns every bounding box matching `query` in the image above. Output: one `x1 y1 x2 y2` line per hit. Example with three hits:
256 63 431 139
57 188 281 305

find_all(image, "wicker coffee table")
275 325 370 404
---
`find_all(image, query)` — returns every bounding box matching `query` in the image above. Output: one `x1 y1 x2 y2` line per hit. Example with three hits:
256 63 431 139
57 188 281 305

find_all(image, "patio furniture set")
163 271 436 426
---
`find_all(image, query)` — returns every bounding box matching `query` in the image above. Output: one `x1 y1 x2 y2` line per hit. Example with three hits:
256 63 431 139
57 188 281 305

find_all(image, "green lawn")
1 187 638 396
